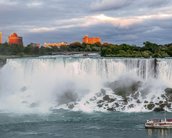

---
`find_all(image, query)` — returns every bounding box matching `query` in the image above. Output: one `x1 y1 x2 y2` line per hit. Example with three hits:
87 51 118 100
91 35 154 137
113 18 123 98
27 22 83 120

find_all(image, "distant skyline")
1 0 172 45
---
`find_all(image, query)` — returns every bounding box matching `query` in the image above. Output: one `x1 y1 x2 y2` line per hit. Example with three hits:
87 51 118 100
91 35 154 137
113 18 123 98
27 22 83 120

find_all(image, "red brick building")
8 33 23 45
82 35 101 44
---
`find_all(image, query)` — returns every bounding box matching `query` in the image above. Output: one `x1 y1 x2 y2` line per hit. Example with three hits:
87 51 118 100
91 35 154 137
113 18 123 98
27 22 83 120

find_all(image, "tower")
8 33 23 45
82 35 89 43
82 35 101 44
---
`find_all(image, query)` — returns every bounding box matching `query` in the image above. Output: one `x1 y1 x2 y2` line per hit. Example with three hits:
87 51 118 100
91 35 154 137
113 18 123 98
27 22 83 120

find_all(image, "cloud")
92 0 132 11
29 12 172 33
0 0 18 5
30 27 56 33
1 0 172 45
92 0 172 11
26 1 43 8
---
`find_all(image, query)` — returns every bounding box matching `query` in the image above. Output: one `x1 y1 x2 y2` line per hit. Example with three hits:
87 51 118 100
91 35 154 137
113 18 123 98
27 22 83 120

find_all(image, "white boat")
145 119 172 129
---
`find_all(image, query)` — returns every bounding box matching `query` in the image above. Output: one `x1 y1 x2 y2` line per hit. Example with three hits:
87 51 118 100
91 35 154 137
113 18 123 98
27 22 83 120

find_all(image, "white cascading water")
0 56 172 113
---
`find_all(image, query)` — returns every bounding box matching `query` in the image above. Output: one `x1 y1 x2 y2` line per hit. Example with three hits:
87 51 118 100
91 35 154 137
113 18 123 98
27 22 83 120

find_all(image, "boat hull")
145 124 172 129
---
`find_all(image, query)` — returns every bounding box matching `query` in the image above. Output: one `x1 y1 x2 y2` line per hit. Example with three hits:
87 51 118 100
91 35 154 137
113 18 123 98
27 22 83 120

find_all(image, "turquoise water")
0 110 172 138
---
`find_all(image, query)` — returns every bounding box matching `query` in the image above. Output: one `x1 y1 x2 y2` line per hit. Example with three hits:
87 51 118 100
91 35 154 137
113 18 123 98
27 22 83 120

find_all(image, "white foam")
0 57 171 113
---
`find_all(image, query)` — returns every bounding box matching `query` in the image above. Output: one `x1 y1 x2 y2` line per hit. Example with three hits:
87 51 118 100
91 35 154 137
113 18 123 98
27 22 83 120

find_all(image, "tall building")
0 32 2 44
82 35 101 44
8 33 23 45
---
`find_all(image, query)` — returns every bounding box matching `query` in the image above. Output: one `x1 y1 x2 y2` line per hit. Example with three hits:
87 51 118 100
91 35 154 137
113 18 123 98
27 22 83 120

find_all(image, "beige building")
44 42 68 47
82 35 101 44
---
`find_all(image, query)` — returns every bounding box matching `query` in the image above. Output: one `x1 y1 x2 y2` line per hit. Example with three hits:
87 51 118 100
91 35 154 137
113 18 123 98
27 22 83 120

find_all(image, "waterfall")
0 56 172 113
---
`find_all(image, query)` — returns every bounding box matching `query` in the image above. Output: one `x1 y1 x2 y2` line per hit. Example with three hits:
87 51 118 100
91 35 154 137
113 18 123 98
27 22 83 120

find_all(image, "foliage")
100 41 172 58
0 41 172 58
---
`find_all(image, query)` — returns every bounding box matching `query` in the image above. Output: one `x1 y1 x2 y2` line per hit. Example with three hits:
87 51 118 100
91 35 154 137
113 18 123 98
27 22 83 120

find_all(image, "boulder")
165 88 172 95
97 100 104 104
98 104 103 107
114 103 119 107
147 103 155 110
107 107 115 111
128 104 134 108
136 100 141 103
106 80 142 99
103 95 115 103
165 88 172 102
144 101 148 103
67 103 75 109
154 107 165 112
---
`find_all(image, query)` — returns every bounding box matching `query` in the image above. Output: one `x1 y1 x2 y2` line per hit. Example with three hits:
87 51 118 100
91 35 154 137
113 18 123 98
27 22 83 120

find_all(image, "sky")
1 0 172 45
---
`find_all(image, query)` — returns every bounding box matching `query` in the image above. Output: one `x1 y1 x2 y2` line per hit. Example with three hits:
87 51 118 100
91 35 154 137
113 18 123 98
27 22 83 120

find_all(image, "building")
0 32 2 44
8 33 23 45
44 42 68 47
82 35 101 44
28 43 40 48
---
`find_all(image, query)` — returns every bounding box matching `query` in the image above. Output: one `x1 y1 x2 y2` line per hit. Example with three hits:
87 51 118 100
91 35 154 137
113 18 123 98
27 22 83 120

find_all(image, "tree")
143 41 159 53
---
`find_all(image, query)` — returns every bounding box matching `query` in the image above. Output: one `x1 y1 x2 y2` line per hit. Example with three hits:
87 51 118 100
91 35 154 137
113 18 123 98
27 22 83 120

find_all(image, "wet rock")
165 88 172 102
159 101 163 104
154 107 165 112
68 103 75 109
159 104 165 109
100 89 106 95
144 101 148 103
97 100 103 104
147 103 155 110
114 103 119 107
98 104 103 108
161 94 166 99
165 88 172 95
107 107 115 111
155 103 159 105
123 97 129 104
128 104 134 108
90 96 97 101
107 79 142 99
167 103 171 108
133 92 140 99
136 100 141 104
96 89 106 97
103 95 115 103
109 98 115 103
103 95 110 101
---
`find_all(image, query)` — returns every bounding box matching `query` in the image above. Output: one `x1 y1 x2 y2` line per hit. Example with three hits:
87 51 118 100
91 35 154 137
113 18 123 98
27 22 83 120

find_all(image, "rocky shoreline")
63 79 172 112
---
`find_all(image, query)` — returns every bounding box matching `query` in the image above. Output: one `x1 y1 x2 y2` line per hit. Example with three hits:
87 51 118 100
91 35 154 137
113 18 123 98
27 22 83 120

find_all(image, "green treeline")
0 41 172 58
101 41 172 58
0 42 102 56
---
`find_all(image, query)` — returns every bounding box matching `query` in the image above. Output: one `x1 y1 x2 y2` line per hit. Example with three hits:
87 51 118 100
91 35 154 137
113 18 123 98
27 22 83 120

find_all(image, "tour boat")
145 119 172 129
